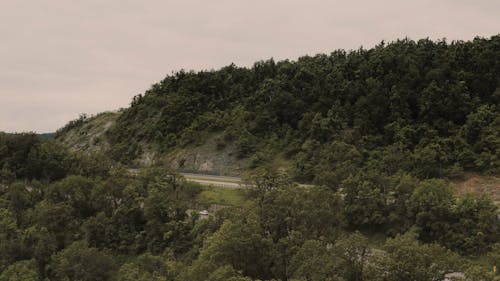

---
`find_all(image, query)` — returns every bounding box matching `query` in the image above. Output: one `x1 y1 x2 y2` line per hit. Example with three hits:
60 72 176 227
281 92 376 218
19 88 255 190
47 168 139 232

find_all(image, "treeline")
54 114 89 139
4 35 500 280
103 35 499 181
0 132 111 182
1 134 499 280
0 133 199 280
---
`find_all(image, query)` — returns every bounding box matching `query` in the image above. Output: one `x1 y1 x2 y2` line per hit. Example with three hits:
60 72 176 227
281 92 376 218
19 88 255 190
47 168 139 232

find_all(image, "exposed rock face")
163 135 250 176
136 151 156 167
55 112 119 154
57 114 250 175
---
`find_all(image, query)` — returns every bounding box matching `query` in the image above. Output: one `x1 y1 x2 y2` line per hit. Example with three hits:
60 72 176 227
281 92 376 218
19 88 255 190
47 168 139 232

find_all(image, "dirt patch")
453 174 500 205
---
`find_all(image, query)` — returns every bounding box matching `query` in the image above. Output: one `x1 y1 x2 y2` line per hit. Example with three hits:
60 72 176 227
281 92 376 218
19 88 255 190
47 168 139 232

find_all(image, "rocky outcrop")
163 135 250 176
55 111 119 154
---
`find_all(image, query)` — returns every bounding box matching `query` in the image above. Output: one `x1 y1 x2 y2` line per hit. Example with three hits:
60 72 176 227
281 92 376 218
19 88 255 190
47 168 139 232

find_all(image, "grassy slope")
195 186 247 207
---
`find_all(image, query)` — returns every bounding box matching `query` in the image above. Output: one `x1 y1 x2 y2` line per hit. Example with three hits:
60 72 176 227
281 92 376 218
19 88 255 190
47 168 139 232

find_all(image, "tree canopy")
2 35 500 280
84 36 500 180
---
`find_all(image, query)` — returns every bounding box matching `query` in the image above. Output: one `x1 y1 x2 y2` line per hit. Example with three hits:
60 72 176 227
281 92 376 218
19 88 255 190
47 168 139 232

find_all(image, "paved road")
127 169 245 188
181 173 245 189
130 170 311 189
180 173 242 182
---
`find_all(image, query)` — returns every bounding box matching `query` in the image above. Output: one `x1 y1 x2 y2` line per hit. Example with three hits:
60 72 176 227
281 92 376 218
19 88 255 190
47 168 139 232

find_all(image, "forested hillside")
1 133 499 280
58 36 499 182
3 35 499 280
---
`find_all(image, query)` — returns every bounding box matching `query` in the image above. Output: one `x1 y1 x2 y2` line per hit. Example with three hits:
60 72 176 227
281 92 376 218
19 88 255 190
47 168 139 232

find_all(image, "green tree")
33 201 76 248
21 226 57 277
188 217 273 281
0 208 22 271
450 193 499 254
81 212 111 249
342 175 387 230
374 232 459 281
289 239 343 281
46 176 97 219
206 265 253 281
465 265 499 281
335 232 373 281
117 254 170 281
0 259 39 281
49 241 117 281
460 105 500 172
408 179 454 244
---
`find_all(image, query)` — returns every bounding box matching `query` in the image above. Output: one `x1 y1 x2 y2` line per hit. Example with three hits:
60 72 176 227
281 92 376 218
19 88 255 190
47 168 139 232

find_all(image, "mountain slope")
55 111 119 154
57 35 500 182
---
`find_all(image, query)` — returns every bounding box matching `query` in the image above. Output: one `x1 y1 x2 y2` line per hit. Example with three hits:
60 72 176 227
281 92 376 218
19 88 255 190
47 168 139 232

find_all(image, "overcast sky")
1 0 499 133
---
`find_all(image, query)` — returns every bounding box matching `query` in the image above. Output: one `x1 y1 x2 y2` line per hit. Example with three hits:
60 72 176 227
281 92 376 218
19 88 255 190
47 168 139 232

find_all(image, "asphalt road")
130 169 313 189
180 173 245 189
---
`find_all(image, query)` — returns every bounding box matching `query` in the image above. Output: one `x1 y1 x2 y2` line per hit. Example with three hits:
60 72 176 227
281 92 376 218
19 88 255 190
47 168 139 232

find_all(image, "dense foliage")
0 149 498 280
3 35 500 280
0 132 111 182
104 36 499 181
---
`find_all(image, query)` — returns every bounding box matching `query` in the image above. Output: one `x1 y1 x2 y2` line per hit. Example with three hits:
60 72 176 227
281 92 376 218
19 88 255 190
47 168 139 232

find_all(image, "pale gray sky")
1 0 499 133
